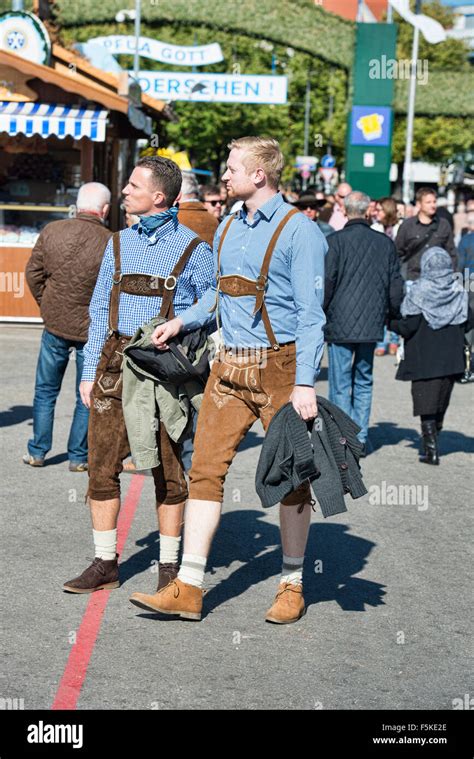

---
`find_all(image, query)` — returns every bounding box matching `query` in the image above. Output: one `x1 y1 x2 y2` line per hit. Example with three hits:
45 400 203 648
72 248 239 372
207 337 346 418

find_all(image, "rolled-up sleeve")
82 239 113 381
187 240 215 300
180 235 219 331
289 219 327 385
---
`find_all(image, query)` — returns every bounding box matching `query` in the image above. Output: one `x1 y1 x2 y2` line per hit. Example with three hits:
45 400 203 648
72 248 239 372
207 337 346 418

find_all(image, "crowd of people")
21 136 473 624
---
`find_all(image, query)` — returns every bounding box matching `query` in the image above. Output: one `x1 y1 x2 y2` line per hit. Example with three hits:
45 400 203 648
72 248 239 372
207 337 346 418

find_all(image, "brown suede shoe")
156 562 179 592
63 556 119 593
129 578 202 620
265 582 306 624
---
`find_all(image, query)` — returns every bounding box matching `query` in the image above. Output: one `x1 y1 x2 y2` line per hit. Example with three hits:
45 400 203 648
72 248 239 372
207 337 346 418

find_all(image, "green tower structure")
345 22 398 198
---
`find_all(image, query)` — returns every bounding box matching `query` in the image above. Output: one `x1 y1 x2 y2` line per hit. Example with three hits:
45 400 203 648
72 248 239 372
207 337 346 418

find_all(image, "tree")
57 1 473 174
391 0 473 165
60 22 349 183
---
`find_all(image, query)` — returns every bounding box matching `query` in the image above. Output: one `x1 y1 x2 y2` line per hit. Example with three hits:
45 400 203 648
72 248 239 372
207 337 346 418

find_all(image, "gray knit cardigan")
255 398 367 517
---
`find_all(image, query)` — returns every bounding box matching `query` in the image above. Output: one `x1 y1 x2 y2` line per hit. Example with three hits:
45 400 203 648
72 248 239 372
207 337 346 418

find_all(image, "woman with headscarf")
390 247 473 465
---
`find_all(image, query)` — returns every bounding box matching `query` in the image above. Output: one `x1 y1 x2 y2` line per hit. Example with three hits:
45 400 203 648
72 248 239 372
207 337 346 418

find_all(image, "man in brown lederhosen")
130 137 327 624
63 157 214 594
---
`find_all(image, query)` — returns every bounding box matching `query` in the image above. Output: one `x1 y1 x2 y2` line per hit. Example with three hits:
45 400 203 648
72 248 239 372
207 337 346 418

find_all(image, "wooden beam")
0 49 128 113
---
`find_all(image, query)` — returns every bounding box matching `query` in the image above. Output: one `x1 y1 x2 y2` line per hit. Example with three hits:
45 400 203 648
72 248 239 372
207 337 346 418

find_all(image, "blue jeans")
327 342 376 444
28 329 89 463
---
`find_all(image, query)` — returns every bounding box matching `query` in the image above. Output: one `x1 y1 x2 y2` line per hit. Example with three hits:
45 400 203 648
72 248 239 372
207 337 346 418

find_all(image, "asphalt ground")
1 324 473 711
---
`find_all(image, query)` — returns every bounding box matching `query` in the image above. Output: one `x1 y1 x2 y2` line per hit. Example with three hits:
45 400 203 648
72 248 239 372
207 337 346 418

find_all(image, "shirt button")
340 463 348 471
339 437 347 445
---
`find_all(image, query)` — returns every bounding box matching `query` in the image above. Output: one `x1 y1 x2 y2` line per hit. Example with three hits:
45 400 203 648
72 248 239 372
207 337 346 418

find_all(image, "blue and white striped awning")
0 102 108 142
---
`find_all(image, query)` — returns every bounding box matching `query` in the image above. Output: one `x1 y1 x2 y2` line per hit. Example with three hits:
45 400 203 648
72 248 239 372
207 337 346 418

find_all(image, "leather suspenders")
108 233 202 334
210 207 300 350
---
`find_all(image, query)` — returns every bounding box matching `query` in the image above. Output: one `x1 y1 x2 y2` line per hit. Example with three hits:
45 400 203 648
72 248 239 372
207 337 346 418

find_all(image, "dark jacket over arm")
255 399 367 516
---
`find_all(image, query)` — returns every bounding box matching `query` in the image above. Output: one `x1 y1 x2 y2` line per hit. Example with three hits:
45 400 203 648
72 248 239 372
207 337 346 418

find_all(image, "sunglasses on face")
205 199 222 206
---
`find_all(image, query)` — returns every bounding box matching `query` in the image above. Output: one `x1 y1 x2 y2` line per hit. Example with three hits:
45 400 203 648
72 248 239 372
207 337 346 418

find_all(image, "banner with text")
89 35 223 66
135 72 288 104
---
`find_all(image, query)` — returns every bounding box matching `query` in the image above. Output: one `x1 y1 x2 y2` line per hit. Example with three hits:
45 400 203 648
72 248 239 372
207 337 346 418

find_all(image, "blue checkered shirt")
82 218 214 381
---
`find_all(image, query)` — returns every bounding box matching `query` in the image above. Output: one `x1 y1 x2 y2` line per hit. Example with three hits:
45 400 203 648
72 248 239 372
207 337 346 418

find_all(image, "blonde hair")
227 136 284 189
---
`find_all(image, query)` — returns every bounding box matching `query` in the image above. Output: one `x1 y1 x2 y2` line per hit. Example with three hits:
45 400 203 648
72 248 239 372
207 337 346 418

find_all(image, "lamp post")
303 78 311 157
115 0 141 82
133 0 141 81
402 0 422 205
302 76 312 191
391 0 446 204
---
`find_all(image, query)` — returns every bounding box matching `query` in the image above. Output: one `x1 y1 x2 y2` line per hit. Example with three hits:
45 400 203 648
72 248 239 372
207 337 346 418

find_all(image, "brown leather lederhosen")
87 232 203 503
210 207 299 351
187 206 312 506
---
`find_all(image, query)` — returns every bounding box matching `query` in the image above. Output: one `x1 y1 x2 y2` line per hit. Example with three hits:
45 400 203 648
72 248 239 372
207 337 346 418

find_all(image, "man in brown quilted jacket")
24 182 112 471
177 171 218 246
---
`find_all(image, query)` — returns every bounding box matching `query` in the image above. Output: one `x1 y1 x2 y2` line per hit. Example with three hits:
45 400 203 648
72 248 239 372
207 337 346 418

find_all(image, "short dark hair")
200 184 220 199
135 156 182 206
416 186 437 203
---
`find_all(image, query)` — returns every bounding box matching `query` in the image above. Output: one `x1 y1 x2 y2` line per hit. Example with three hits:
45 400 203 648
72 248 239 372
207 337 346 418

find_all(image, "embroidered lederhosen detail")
209 208 300 351
97 232 203 395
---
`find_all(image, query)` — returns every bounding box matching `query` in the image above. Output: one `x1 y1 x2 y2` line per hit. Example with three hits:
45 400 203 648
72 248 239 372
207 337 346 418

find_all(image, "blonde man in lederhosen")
130 137 327 624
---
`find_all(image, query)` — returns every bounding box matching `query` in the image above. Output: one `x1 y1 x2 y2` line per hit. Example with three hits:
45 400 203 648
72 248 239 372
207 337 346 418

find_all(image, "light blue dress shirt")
179 192 327 386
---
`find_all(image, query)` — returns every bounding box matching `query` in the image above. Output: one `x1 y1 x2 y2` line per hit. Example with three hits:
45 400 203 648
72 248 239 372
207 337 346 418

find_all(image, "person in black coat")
390 246 472 465
324 191 403 453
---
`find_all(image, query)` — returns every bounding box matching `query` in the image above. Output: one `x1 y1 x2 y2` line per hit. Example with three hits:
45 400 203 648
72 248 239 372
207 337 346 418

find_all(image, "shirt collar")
238 192 284 226
346 218 370 228
416 213 437 225
75 212 105 225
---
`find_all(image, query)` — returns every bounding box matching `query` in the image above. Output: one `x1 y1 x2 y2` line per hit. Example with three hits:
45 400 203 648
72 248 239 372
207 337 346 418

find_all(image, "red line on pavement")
51 475 145 710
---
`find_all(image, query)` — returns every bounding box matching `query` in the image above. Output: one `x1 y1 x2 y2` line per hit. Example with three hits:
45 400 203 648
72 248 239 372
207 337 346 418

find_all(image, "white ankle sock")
93 528 117 561
281 555 304 586
159 534 181 564
178 553 207 588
